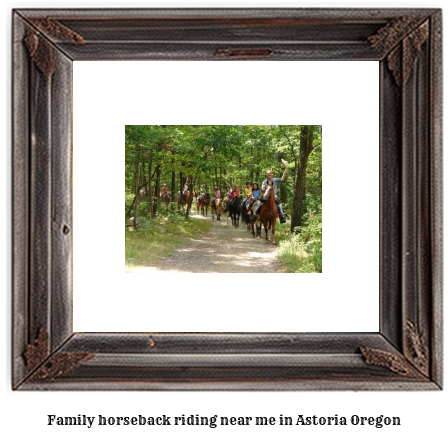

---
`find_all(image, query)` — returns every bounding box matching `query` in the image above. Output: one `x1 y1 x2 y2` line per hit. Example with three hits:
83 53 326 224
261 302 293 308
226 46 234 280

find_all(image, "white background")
3 1 447 438
73 60 379 333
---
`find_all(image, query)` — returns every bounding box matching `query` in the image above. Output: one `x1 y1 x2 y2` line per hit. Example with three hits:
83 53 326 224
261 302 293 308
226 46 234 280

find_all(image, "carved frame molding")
12 8 442 390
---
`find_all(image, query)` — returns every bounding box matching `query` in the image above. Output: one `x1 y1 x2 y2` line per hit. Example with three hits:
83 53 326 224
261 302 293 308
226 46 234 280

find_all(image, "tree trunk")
132 149 141 227
214 165 219 188
278 152 287 204
249 144 254 181
147 154 153 218
178 170 183 209
291 126 314 232
152 142 163 216
185 179 194 218
254 142 260 183
171 170 175 197
152 163 161 216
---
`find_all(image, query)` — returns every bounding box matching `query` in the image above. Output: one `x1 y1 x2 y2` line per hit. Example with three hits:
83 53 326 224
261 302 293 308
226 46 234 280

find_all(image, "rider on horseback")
197 184 206 202
227 185 240 210
247 182 261 210
161 183 168 196
211 186 221 205
182 179 190 203
241 181 253 211
252 166 288 224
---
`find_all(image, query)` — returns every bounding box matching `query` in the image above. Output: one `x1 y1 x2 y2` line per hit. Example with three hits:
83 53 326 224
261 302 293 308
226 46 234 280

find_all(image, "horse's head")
263 185 274 200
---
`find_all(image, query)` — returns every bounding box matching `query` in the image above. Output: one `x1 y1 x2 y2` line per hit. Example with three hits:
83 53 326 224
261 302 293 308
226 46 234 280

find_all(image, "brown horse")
138 187 152 202
197 193 211 216
211 197 225 221
259 184 278 244
161 191 171 206
178 191 192 209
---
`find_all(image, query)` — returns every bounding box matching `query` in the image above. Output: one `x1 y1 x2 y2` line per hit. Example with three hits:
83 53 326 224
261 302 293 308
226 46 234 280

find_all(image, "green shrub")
278 209 322 273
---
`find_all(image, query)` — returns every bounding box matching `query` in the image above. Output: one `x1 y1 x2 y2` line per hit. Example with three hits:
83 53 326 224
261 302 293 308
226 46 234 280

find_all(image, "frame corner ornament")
23 17 85 77
368 17 429 86
359 346 425 380
24 327 49 374
24 328 95 381
405 320 429 377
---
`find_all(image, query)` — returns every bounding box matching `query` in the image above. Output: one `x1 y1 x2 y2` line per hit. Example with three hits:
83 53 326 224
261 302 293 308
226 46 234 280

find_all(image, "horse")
259 184 278 244
178 190 192 209
161 191 171 207
197 193 211 216
211 197 225 221
247 200 262 238
241 199 250 226
228 196 242 228
138 187 152 202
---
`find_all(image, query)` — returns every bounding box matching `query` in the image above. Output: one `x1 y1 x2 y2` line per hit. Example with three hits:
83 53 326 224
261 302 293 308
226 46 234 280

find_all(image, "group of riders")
173 166 288 224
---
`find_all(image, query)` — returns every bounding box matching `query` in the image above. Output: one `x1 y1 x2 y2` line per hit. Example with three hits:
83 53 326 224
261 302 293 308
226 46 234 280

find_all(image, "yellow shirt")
245 187 253 196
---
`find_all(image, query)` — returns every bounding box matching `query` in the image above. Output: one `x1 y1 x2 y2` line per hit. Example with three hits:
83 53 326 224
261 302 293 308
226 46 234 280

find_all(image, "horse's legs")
262 222 269 241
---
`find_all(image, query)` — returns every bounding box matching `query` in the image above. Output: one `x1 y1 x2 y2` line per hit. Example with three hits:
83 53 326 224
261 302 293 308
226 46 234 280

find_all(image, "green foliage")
278 209 322 273
125 210 211 269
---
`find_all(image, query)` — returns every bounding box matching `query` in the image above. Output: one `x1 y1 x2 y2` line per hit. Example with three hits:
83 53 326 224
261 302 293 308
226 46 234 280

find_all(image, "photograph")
125 125 322 274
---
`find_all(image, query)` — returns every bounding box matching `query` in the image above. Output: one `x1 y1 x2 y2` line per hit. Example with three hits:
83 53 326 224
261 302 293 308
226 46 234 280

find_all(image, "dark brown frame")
12 8 442 390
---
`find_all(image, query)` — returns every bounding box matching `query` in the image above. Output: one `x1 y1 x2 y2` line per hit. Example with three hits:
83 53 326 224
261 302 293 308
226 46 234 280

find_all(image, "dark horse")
197 193 211 216
259 184 278 244
241 199 250 226
228 196 242 228
247 200 262 238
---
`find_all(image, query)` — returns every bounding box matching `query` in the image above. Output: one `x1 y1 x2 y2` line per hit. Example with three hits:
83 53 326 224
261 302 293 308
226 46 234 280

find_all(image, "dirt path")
128 212 285 273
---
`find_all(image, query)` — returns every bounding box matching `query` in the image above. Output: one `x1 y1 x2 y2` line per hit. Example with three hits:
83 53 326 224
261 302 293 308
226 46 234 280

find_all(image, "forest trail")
128 212 285 273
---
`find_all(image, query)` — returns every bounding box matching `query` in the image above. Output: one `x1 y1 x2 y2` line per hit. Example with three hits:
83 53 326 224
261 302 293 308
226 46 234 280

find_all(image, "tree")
125 124 322 228
290 125 317 231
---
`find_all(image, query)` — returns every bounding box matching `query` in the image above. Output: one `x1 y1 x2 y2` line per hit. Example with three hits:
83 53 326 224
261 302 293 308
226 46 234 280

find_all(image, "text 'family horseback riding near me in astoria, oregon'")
125 125 322 274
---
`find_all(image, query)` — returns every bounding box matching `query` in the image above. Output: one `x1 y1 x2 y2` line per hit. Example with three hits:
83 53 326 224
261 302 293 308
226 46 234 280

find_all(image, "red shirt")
230 189 240 198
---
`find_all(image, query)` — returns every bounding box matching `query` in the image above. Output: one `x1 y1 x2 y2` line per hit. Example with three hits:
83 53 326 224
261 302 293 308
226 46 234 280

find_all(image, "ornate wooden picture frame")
12 8 442 390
